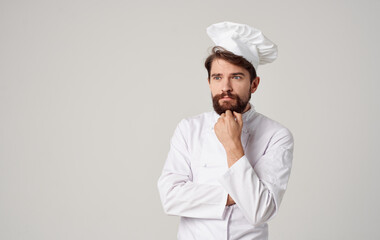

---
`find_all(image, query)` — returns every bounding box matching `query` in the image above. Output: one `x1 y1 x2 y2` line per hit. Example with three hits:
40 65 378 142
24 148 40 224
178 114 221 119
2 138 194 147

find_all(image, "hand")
214 110 243 148
226 194 236 206
214 110 245 167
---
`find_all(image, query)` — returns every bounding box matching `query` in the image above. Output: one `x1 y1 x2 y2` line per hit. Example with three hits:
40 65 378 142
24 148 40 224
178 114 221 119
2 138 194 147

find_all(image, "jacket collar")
211 104 256 133
212 104 256 122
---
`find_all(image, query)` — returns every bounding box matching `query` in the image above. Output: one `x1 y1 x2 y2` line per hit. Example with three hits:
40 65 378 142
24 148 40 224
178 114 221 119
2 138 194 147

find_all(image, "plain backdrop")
1 0 379 239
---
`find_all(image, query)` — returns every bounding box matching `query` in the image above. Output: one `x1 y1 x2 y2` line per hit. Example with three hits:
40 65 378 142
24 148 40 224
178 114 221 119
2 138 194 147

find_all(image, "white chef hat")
206 21 278 70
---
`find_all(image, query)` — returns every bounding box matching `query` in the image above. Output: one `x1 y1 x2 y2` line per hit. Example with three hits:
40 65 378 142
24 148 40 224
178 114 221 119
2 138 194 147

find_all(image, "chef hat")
206 21 278 70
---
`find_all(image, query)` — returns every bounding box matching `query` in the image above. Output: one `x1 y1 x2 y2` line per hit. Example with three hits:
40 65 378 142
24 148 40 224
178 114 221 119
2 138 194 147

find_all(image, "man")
157 21 294 240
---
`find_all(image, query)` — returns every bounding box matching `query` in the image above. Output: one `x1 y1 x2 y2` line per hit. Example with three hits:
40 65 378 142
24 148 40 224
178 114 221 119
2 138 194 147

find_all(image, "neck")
242 103 251 113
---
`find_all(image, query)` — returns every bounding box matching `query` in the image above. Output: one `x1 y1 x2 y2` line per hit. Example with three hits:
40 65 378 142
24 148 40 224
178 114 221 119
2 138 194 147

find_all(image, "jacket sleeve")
218 128 294 226
157 120 228 219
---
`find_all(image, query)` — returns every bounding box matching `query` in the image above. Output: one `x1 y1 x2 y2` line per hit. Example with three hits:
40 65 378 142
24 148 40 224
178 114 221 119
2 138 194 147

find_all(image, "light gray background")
1 0 379 239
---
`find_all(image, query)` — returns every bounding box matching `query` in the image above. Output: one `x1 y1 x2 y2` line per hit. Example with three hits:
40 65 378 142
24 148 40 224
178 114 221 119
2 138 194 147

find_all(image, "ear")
250 77 260 94
208 78 211 90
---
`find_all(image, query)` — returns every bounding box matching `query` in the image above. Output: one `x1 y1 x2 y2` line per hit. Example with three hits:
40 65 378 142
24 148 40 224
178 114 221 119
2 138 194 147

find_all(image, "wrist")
225 141 244 157
225 141 244 167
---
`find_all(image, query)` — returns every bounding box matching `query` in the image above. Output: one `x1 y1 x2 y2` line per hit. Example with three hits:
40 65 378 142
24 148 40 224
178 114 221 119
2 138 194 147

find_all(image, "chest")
189 127 261 184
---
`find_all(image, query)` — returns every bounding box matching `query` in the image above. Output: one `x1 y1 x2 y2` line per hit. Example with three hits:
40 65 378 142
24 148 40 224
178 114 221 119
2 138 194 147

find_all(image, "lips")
221 96 233 100
219 93 236 100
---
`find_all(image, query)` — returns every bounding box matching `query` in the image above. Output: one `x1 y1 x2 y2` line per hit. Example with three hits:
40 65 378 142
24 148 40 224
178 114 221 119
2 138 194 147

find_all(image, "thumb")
233 111 243 126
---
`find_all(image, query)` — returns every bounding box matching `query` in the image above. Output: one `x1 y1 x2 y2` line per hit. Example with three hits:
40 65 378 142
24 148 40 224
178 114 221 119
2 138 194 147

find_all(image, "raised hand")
214 110 245 167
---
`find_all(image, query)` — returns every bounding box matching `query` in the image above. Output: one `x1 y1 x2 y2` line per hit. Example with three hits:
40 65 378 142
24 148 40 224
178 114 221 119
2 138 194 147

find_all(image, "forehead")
210 58 248 74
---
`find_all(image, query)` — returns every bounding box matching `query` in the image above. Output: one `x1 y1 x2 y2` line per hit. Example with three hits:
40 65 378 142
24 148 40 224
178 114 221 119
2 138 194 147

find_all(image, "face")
209 58 259 115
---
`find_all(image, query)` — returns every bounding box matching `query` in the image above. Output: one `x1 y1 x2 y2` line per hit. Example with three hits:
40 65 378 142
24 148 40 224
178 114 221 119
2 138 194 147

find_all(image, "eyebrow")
211 73 222 77
211 72 245 77
231 72 245 76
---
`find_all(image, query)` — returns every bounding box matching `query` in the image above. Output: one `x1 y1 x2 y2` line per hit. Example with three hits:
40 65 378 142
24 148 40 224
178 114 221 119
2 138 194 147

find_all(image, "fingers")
221 110 242 126
225 110 233 118
223 110 241 123
233 111 243 126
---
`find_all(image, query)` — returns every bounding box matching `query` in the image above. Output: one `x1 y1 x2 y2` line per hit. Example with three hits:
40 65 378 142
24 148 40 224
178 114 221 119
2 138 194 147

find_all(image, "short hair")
204 46 257 83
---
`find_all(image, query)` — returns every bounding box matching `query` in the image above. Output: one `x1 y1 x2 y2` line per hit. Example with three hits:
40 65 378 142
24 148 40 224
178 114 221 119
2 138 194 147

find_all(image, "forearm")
219 156 278 225
225 140 244 168
158 171 228 219
225 142 244 206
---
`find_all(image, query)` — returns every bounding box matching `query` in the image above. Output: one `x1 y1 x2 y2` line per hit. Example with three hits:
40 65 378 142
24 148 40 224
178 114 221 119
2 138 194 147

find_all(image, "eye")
213 76 222 80
232 76 242 80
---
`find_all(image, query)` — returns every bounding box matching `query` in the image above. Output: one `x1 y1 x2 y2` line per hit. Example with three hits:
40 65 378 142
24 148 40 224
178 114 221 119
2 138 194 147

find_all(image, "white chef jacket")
157 105 294 240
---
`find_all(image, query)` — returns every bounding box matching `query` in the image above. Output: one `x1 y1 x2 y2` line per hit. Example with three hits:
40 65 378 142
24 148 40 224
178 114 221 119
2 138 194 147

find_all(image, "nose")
221 78 232 92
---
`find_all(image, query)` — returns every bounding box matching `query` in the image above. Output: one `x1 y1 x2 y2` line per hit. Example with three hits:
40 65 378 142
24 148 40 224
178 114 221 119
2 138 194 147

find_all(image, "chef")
157 21 294 240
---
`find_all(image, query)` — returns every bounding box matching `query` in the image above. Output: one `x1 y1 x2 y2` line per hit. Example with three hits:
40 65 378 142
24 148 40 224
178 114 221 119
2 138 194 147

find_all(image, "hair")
204 46 257 83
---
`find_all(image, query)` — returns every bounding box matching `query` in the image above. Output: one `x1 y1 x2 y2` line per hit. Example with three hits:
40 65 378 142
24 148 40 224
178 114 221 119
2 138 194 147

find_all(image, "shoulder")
251 112 294 147
253 112 292 134
171 112 213 150
177 111 214 131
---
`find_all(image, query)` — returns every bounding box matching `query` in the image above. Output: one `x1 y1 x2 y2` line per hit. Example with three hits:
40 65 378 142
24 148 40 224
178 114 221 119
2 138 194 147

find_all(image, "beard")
212 90 251 115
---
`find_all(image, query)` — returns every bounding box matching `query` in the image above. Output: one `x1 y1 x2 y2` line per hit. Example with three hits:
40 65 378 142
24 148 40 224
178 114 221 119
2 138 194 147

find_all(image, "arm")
215 111 294 225
157 120 229 219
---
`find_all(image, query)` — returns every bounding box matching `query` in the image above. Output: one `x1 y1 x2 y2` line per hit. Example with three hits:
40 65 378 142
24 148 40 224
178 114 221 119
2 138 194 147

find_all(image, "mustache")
215 92 237 100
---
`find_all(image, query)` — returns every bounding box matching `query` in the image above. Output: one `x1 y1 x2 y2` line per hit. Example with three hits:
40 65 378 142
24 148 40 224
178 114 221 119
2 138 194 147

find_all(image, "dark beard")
212 91 251 115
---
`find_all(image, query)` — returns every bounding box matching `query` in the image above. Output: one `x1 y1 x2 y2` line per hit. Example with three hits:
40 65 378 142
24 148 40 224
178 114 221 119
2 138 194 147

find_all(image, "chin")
219 103 235 110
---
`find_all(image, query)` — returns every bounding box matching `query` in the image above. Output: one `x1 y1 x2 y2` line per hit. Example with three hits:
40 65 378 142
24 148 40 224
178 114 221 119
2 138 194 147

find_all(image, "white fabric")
207 21 278 70
157 105 294 240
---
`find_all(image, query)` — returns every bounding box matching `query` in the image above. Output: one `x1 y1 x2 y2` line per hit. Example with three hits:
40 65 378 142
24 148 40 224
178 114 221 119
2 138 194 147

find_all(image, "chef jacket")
157 105 294 240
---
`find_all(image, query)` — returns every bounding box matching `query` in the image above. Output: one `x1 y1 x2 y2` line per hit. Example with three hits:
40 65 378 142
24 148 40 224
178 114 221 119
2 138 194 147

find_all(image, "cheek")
209 84 220 94
235 83 251 94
